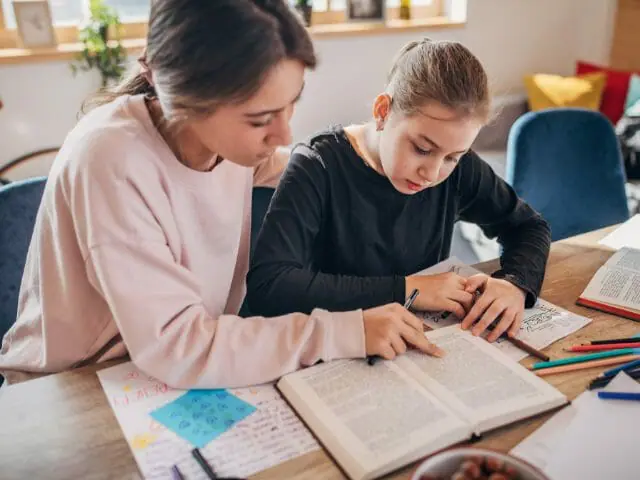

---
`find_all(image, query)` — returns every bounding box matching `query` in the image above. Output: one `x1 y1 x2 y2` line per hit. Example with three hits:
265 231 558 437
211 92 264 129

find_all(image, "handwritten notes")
416 258 592 361
97 362 319 479
150 390 256 448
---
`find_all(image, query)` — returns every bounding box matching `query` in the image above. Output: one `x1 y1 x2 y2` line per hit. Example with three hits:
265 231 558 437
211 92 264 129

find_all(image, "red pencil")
567 343 640 353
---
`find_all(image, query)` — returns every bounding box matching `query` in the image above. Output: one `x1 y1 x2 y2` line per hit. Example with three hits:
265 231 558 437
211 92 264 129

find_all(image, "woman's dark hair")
82 0 316 119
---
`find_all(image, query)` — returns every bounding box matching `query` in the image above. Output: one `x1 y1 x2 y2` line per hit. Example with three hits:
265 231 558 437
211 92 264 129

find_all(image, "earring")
376 119 384 131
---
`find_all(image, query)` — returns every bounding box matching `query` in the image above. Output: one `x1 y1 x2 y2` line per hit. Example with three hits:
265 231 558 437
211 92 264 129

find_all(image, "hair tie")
137 48 154 87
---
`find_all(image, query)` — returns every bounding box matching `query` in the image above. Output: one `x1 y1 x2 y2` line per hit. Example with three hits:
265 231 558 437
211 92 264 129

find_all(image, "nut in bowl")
411 447 550 480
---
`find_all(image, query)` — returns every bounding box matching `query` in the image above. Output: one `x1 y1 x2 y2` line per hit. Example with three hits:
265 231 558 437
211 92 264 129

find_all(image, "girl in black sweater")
248 39 550 359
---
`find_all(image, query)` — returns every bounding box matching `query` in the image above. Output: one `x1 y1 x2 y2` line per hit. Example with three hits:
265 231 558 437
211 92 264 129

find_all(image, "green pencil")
531 348 640 370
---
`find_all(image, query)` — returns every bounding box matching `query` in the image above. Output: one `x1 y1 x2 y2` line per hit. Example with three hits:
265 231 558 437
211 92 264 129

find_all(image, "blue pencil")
601 358 640 378
597 391 640 401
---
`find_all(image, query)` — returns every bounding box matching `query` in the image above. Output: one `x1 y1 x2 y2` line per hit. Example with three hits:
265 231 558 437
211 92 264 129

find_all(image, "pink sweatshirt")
0 95 365 387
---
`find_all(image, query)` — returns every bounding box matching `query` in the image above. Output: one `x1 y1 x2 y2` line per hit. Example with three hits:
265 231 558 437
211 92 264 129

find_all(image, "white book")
277 326 567 480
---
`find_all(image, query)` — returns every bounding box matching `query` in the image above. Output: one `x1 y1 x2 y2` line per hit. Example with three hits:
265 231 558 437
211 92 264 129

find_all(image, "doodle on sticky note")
150 389 256 448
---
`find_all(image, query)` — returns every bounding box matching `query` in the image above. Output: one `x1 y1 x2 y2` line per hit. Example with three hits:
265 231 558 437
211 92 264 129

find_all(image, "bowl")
410 447 550 480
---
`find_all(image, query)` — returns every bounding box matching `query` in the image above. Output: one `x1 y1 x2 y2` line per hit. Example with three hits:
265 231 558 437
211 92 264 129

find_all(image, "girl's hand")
363 303 445 360
460 274 526 342
405 272 475 319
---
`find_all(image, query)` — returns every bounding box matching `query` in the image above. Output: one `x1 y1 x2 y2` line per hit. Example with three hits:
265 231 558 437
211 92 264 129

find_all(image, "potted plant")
70 0 126 88
294 0 312 26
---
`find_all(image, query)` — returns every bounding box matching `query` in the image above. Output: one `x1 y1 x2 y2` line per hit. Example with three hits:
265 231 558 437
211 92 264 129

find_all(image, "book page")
278 359 471 480
396 326 567 434
581 248 640 311
97 362 318 479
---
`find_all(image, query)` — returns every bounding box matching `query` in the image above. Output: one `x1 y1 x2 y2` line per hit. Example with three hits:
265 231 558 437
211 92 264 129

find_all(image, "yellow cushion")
524 72 606 111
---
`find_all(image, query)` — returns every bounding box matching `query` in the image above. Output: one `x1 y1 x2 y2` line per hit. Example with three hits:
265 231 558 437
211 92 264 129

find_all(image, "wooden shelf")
0 17 464 65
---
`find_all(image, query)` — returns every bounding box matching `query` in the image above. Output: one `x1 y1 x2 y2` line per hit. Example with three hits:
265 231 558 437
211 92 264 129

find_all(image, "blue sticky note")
150 389 256 448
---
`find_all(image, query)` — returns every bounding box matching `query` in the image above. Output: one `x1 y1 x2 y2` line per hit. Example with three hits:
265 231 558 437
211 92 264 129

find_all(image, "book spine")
576 297 640 322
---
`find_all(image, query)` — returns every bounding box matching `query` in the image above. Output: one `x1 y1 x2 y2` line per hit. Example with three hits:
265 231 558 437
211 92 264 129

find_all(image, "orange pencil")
534 354 640 377
567 343 640 353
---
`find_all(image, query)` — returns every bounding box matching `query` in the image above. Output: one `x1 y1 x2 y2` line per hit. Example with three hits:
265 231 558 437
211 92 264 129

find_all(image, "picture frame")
346 0 386 23
12 0 57 48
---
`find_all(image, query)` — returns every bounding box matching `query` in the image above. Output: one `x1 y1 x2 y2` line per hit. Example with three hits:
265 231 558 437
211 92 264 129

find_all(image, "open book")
277 326 567 480
577 247 640 321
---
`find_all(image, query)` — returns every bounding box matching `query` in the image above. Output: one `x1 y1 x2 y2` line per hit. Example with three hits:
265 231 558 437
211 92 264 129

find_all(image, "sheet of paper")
97 362 319 479
543 372 640 480
511 372 640 473
599 214 640 250
415 258 592 361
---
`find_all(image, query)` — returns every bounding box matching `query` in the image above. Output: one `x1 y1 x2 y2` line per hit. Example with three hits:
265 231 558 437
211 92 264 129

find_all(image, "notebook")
577 247 640 322
277 325 567 480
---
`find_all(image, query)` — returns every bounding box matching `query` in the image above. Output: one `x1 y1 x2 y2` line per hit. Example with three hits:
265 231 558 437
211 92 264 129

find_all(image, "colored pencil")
531 348 640 370
170 465 185 480
487 325 549 362
588 370 640 390
192 448 217 479
590 333 640 345
534 354 640 377
567 343 640 352
601 358 640 378
597 391 640 401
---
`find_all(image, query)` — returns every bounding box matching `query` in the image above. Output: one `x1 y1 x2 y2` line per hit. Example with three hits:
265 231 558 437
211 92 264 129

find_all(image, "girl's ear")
373 94 392 131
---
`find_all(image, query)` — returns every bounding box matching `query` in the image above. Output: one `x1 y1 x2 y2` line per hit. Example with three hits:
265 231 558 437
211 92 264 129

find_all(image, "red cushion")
576 61 639 124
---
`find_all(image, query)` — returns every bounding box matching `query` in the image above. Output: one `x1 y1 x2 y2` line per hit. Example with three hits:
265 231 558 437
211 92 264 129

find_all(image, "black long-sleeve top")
247 127 551 316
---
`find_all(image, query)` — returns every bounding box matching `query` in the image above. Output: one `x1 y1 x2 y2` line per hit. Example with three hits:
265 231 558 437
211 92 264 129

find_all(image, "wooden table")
1 227 639 480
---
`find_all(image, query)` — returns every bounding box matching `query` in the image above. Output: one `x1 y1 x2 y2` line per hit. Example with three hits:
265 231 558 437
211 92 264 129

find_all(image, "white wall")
0 0 617 166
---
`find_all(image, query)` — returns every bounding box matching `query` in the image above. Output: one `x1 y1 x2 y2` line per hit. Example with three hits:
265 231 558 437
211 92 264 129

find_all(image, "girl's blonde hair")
386 38 490 121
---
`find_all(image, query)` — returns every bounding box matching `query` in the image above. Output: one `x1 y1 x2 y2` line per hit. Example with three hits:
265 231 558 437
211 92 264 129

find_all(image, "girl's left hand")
459 274 526 342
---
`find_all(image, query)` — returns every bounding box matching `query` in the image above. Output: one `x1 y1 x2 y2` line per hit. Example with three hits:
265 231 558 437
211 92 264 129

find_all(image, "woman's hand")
363 303 444 360
405 273 475 319
460 274 526 342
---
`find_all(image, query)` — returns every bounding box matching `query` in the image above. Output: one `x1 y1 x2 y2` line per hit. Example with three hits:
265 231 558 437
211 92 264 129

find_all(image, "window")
306 0 437 12
0 0 445 55
1 0 149 29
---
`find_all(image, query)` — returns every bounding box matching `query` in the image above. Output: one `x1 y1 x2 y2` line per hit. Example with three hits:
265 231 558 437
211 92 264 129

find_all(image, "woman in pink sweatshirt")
0 0 441 388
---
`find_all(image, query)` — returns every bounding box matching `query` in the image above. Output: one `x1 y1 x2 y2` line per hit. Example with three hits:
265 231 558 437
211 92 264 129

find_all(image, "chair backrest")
239 186 275 317
250 186 275 257
0 148 59 183
506 108 630 241
0 177 46 341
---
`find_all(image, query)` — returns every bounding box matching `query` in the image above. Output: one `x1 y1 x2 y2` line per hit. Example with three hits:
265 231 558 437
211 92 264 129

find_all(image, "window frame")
0 0 443 50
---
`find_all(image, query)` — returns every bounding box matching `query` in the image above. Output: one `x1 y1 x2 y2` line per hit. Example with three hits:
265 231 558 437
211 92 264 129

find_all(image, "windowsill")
0 17 464 65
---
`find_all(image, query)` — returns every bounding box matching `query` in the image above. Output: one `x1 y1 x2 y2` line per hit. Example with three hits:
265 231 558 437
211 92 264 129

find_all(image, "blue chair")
241 186 275 317
250 186 275 259
506 108 629 241
0 177 46 356
0 181 272 332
